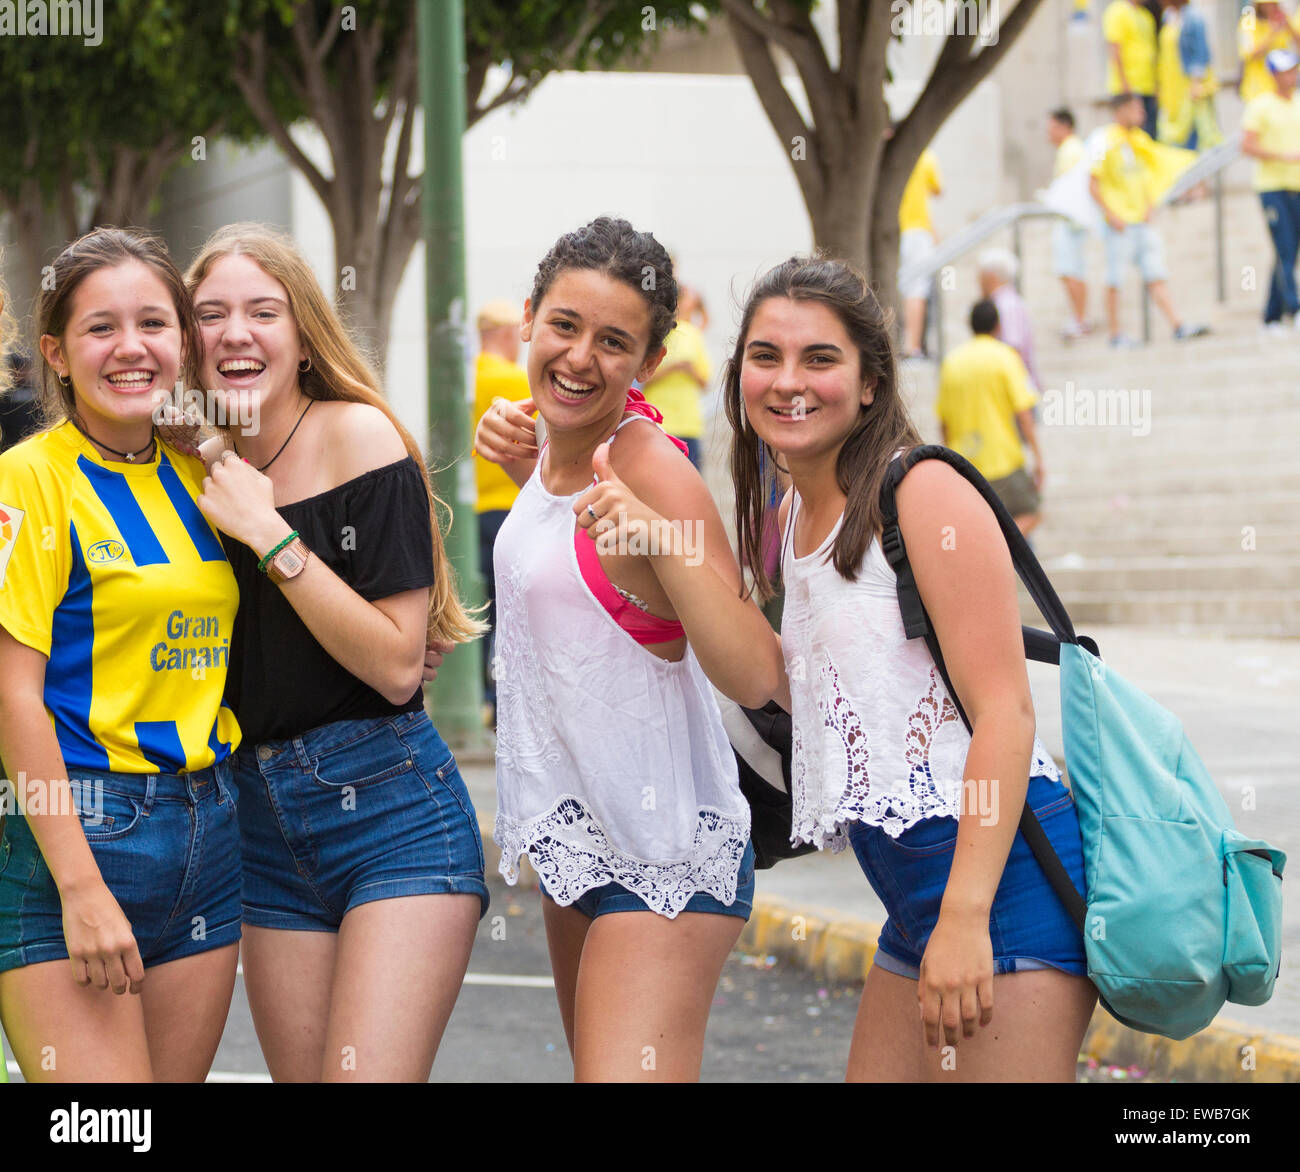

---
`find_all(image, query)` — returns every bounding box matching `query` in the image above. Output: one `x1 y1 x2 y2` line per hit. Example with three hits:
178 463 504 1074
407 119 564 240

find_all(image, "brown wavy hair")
725 256 921 600
34 228 200 427
185 223 484 645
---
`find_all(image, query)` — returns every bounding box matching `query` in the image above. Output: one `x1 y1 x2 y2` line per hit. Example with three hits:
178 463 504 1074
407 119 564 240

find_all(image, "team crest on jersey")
0 501 26 587
87 539 125 565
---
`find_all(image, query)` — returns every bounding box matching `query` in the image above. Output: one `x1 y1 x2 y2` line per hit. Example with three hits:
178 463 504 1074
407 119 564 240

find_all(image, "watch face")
276 550 305 575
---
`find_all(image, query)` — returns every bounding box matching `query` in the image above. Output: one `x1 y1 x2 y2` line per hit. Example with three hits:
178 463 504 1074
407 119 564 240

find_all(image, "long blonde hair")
185 223 484 645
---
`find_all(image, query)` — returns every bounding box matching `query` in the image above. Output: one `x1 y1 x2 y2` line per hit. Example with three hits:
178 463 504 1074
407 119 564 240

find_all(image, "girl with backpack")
568 255 1096 1081
472 217 782 1081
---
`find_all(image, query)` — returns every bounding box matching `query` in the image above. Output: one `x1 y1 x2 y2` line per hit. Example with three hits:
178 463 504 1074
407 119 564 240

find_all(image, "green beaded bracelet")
257 530 300 574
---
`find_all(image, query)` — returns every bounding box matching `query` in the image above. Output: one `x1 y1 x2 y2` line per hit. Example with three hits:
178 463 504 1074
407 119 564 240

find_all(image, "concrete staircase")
702 183 1299 637
899 185 1300 638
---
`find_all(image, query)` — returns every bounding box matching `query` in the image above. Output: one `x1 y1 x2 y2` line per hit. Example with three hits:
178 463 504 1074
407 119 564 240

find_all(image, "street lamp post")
418 0 487 750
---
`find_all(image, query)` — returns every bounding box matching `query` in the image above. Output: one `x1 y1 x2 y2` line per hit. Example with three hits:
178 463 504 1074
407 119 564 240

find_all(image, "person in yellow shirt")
472 300 530 719
1242 50 1300 328
1239 1 1300 103
1104 0 1159 136
936 299 1044 535
1157 1 1220 150
640 284 712 469
1047 107 1094 337
1089 92 1209 346
897 146 943 359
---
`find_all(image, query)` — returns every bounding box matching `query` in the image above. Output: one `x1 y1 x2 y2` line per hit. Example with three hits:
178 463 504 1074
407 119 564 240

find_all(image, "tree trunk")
807 181 872 273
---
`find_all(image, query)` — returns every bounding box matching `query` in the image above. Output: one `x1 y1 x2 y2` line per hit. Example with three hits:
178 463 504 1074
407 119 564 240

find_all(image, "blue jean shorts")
848 774 1088 981
1051 220 1089 280
539 840 756 920
231 709 490 931
0 762 242 974
1102 221 1169 287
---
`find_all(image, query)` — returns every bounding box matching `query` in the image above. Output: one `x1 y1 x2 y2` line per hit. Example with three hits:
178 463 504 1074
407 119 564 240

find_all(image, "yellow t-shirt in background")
899 149 942 235
936 335 1039 483
1091 123 1194 224
1239 14 1300 103
473 351 531 514
1243 90 1300 192
1103 0 1157 96
642 319 711 441
1054 133 1085 179
1157 12 1189 120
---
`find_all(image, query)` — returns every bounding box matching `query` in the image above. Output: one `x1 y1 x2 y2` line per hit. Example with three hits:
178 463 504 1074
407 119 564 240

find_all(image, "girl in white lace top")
603 257 1096 1083
472 219 783 1082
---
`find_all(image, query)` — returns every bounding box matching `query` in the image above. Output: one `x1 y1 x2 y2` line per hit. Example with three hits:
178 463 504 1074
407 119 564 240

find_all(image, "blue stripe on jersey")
133 720 186 773
207 703 233 763
76 455 169 566
46 522 110 771
157 453 226 563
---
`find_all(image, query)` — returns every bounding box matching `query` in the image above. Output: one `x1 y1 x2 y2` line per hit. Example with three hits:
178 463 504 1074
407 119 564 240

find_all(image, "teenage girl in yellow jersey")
0 229 244 1081
183 224 487 1082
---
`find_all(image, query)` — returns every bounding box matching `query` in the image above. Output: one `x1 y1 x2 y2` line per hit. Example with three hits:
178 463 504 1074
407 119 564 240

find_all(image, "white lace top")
491 423 751 918
780 489 1060 852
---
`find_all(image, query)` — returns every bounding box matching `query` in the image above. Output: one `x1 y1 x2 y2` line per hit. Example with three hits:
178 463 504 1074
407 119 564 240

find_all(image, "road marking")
463 973 554 989
235 963 553 989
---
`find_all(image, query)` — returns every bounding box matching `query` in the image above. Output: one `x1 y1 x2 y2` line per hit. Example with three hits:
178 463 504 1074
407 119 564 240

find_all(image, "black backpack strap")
880 445 1090 930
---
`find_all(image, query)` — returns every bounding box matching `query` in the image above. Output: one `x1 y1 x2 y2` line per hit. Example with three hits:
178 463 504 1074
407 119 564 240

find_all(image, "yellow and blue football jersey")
0 422 241 773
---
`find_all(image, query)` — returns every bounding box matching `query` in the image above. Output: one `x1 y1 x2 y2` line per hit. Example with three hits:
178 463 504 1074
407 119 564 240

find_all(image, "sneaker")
1108 333 1139 349
1263 321 1287 336
1059 318 1085 339
1173 323 1210 340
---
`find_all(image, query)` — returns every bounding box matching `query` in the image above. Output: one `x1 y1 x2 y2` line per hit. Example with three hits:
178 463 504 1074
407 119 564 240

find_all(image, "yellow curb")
472 828 1300 1082
1082 1013 1300 1083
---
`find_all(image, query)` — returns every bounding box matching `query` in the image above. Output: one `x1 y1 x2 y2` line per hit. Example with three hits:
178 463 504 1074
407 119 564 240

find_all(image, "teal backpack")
880 446 1286 1041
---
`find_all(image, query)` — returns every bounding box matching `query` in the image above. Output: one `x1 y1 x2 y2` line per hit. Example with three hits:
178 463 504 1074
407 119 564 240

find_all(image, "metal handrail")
902 131 1244 358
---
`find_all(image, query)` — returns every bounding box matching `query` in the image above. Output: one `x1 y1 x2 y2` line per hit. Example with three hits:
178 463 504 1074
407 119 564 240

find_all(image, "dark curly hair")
529 217 678 356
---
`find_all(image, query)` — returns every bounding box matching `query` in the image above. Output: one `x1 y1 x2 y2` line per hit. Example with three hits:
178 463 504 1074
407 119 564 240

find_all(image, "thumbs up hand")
574 441 663 548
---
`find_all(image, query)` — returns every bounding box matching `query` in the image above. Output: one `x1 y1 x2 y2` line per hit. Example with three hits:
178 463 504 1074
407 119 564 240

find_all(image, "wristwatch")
265 537 310 585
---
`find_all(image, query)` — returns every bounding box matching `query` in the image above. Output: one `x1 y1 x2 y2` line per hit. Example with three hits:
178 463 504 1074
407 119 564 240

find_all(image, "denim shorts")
1051 220 1088 280
539 840 756 920
231 709 489 931
0 762 242 974
1102 221 1169 287
848 774 1088 981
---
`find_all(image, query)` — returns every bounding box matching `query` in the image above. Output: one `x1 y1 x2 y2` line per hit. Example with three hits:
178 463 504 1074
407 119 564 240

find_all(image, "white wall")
283 66 1003 446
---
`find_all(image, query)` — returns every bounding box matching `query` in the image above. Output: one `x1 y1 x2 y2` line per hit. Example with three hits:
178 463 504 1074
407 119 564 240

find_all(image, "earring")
58 373 70 387
298 356 312 373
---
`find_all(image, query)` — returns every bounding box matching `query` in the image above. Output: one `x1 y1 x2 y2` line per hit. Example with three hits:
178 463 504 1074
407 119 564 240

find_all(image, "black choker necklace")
73 419 156 463
241 398 314 473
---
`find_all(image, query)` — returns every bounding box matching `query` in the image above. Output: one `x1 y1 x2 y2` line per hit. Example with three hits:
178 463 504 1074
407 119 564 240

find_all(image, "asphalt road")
202 874 859 1083
2 876 1140 1083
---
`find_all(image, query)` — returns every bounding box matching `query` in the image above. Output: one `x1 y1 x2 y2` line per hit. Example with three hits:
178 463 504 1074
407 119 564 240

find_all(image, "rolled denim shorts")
848 774 1088 981
232 709 489 931
539 839 756 921
0 761 242 974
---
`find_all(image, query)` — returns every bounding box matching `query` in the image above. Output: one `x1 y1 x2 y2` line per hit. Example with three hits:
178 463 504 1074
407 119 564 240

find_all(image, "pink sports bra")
570 391 688 645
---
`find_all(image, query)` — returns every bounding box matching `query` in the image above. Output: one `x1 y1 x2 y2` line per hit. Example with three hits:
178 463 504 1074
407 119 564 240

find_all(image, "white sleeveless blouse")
491 422 751 918
780 489 1060 852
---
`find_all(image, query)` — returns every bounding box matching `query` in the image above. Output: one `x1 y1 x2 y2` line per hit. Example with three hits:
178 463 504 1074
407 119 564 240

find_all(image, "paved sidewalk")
457 623 1300 1075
